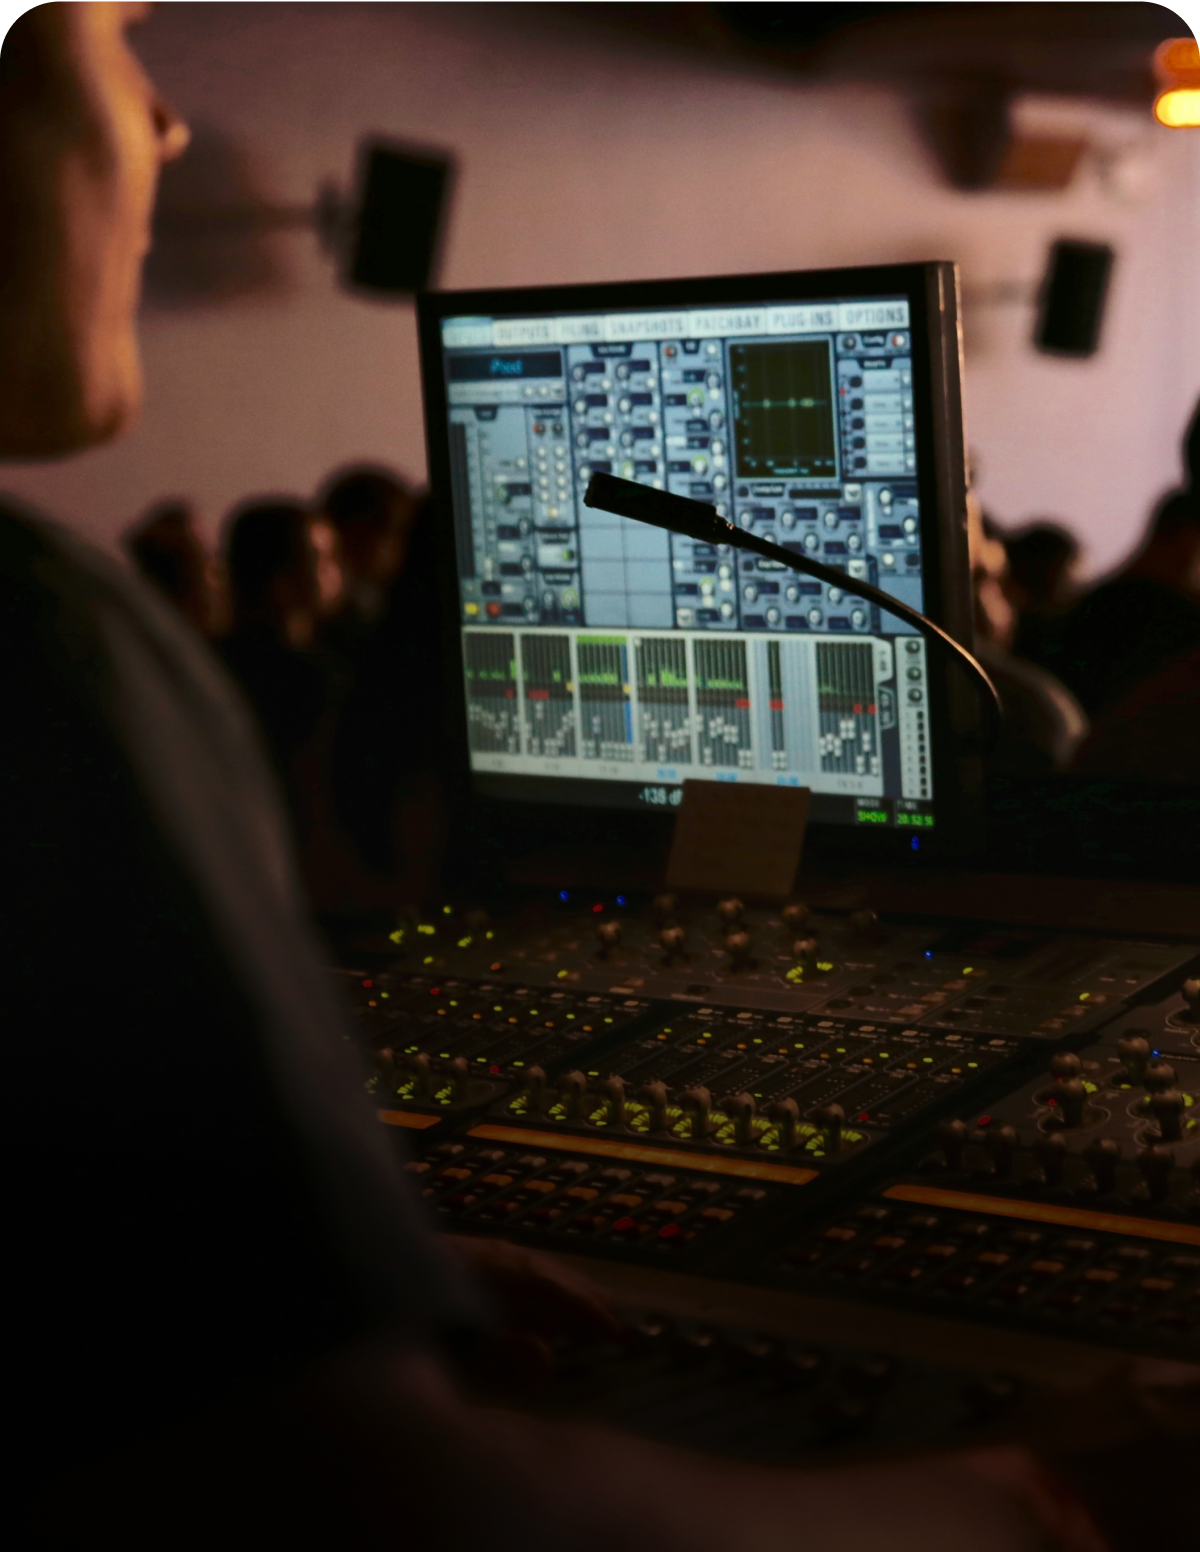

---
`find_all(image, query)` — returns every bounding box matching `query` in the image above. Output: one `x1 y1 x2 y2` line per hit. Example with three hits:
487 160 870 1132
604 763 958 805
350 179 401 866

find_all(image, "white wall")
3 2 1198 577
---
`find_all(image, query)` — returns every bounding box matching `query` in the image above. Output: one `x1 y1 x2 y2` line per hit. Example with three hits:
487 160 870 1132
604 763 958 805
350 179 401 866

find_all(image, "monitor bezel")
417 262 984 876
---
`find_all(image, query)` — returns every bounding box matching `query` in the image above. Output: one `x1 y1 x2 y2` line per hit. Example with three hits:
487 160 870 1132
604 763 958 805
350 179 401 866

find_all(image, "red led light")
489 1065 501 1075
592 903 604 913
978 1115 991 1126
858 1112 870 1122
429 988 441 996
1047 1096 1058 1106
612 1215 636 1233
362 979 373 988
658 1223 681 1239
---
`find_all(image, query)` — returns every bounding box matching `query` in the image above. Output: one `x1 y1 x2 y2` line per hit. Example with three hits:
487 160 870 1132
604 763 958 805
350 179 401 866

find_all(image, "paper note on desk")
665 780 810 899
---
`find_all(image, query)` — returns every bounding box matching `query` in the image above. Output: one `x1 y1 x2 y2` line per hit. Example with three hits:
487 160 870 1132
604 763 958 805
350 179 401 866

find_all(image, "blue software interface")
437 294 934 827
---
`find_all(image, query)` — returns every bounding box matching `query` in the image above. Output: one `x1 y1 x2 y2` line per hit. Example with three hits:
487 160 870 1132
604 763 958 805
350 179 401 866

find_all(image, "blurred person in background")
320 467 447 902
971 502 1088 774
1002 521 1079 669
1072 403 1200 784
321 465 415 642
219 497 346 788
123 497 229 637
2 7 1190 1551
1045 481 1200 720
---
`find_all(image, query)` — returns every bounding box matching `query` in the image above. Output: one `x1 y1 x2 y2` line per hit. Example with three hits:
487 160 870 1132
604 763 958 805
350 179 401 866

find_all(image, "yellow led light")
1155 87 1200 127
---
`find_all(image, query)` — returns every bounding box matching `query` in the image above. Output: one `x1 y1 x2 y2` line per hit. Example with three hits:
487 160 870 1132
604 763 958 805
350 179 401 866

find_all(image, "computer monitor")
418 264 977 858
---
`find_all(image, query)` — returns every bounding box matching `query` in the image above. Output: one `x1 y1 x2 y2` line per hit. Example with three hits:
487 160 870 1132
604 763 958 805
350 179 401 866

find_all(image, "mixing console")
339 888 1200 1379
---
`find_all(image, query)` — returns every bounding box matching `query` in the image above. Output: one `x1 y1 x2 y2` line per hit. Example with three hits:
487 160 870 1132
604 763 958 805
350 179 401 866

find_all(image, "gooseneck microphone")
583 471 1001 734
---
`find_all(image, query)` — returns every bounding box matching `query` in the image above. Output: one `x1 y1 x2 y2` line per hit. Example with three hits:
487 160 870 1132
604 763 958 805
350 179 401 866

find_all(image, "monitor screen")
420 267 967 835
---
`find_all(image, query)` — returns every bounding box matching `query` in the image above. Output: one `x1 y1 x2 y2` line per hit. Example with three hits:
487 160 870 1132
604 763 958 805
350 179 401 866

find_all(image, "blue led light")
559 890 569 902
924 950 934 959
911 837 920 851
616 895 627 906
1153 1049 1162 1057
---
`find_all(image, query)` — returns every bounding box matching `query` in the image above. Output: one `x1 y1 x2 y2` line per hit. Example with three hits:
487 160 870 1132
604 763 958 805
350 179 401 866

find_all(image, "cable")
583 471 1001 742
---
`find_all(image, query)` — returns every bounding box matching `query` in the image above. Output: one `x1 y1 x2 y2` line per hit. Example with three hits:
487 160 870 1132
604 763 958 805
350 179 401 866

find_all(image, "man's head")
124 499 228 638
225 500 344 647
1003 523 1079 614
318 466 414 593
0 4 187 458
1144 490 1200 590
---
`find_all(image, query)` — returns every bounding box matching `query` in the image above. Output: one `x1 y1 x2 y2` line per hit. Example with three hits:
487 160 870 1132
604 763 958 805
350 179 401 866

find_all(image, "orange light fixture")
1154 36 1200 127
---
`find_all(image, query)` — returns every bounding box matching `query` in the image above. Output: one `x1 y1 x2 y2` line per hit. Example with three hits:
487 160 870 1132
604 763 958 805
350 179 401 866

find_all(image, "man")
0 7 1180 1548
1046 485 1200 719
124 497 229 636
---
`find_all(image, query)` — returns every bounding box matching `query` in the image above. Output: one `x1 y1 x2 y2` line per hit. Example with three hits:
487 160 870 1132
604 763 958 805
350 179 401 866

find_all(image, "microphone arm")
583 471 1001 739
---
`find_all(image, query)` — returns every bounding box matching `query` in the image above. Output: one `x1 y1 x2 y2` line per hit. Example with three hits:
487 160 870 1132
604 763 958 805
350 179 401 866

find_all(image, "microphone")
583 471 1001 734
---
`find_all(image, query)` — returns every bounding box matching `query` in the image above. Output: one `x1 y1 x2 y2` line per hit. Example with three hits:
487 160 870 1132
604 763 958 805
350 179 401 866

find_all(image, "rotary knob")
1035 1132 1067 1188
596 1074 627 1127
847 908 882 941
1117 1034 1151 1086
1049 1052 1082 1081
374 1046 398 1094
724 930 754 971
726 1092 757 1148
1055 1077 1087 1129
680 1085 713 1140
558 1070 589 1122
402 1052 432 1100
984 1123 1018 1179
1084 1136 1121 1194
1144 1060 1177 1095
520 1065 547 1113
814 1102 845 1153
791 935 819 963
717 897 745 928
639 1080 670 1132
782 902 811 933
660 925 687 964
935 1117 968 1171
595 919 623 958
1181 978 1200 1022
1150 1089 1185 1143
1137 1143 1174 1202
652 892 679 924
766 1097 800 1151
448 1055 471 1102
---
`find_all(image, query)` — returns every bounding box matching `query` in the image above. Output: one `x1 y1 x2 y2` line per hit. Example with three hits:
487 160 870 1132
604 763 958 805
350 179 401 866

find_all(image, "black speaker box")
347 139 454 295
1035 239 1115 358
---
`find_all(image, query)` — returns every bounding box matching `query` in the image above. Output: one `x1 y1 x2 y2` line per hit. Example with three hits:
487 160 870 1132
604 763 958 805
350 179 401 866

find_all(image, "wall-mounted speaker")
346 139 454 295
1034 239 1115 358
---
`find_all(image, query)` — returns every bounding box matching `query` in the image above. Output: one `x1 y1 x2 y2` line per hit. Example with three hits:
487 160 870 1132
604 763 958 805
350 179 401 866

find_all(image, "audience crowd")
126 465 442 917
